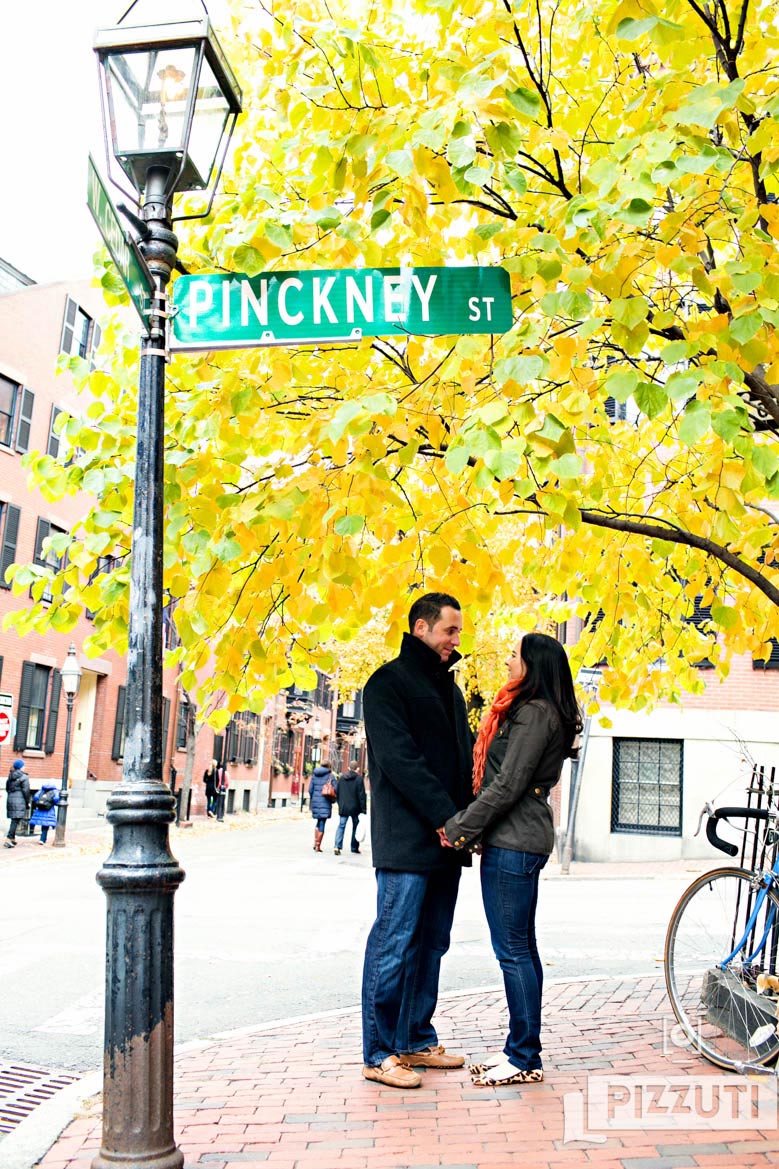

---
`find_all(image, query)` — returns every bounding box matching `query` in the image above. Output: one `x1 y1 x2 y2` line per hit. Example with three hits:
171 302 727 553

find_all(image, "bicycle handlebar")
706 806 771 857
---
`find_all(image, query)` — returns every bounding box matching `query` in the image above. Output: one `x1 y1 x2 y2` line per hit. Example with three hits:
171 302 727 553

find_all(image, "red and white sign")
0 710 11 745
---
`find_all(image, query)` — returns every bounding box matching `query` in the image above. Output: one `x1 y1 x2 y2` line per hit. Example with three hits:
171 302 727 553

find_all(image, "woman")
203 760 218 819
5 759 31 848
441 632 581 1087
29 781 61 845
308 764 337 852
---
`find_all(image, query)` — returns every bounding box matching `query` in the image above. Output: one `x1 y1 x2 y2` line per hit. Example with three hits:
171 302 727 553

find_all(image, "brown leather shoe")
363 1055 422 1088
398 1044 465 1069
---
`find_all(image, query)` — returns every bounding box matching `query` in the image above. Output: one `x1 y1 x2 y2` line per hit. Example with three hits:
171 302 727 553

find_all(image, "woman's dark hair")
512 632 583 757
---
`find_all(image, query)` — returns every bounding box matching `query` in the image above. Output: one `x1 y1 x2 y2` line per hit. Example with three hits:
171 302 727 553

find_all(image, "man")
361 592 474 1088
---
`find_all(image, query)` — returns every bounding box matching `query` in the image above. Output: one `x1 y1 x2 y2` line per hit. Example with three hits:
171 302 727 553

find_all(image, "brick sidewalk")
37 975 778 1169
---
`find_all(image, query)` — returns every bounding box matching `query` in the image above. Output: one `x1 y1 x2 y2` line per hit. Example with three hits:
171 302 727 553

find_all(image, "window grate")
612 737 683 836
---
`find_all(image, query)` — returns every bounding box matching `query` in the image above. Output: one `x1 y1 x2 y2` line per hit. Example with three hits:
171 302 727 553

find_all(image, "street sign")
170 265 512 351
0 693 13 746
87 155 154 326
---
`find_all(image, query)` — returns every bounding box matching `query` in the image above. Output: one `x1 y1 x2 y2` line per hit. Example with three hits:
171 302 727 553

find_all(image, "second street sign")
170 265 512 350
87 155 154 326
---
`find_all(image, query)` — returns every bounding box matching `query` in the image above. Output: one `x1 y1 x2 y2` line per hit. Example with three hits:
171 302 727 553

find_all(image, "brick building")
0 263 360 820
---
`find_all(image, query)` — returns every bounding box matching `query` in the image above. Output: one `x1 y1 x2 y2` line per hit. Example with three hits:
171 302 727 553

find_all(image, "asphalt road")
0 814 702 1074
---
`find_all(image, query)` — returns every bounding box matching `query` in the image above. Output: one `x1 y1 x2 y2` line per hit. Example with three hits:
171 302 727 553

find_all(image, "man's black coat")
363 633 474 872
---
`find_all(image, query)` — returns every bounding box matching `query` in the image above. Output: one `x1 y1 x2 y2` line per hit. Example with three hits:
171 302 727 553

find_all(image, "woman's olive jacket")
443 699 566 856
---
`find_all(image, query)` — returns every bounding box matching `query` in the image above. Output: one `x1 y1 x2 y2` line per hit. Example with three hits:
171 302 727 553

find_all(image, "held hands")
437 827 454 848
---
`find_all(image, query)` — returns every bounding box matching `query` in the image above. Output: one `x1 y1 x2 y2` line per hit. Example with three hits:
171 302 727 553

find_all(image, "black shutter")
14 661 35 751
45 669 61 754
227 717 238 762
111 686 126 760
15 389 34 453
0 655 3 685
0 503 20 588
61 296 78 354
90 322 102 368
47 406 62 458
33 517 50 566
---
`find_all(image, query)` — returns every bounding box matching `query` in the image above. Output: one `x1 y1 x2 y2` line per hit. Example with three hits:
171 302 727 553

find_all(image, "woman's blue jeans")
480 845 547 1071
362 866 460 1066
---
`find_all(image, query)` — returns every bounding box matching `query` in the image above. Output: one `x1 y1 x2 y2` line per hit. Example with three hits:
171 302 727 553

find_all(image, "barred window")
753 639 779 670
611 738 683 836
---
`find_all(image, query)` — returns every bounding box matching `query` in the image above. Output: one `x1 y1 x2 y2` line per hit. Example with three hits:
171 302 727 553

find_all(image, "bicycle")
664 792 779 1071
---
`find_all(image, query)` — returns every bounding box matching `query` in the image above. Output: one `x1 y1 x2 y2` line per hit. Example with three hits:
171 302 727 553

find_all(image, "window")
612 738 683 836
686 595 716 669
163 604 180 650
0 374 34 451
33 518 67 603
60 297 101 364
14 662 60 753
176 699 194 750
753 640 779 670
0 502 21 589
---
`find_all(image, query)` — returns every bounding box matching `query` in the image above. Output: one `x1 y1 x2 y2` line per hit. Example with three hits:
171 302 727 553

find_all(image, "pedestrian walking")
308 764 337 852
214 761 229 821
440 632 582 1087
5 760 31 848
29 782 61 845
361 592 474 1089
333 768 366 855
203 760 218 818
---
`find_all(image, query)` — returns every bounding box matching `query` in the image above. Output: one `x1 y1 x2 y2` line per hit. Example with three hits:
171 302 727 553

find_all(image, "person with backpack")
5 760 31 848
333 769 367 855
30 781 61 845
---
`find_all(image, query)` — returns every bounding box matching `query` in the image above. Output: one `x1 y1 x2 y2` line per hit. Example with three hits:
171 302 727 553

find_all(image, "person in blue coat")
29 781 61 845
308 764 337 852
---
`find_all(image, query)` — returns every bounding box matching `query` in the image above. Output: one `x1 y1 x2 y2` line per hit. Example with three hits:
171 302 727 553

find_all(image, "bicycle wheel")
665 866 779 1070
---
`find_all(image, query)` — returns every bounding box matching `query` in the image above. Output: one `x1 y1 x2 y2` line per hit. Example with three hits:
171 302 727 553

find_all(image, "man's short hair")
408 592 461 632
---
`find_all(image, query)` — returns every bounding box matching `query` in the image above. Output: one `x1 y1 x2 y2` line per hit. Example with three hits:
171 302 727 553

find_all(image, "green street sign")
87 155 154 326
170 265 512 350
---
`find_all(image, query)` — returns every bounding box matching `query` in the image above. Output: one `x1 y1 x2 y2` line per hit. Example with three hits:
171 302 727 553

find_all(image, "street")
0 813 703 1075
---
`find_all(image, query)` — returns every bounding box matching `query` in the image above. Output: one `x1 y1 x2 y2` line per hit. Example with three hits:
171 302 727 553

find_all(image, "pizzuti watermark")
563 1075 777 1144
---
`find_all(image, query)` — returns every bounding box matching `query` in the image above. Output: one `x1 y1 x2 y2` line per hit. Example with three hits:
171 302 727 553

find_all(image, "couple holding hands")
360 592 581 1089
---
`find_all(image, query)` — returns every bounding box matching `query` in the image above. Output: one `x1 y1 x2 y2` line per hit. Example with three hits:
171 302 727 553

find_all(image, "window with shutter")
45 669 61 754
0 503 21 589
15 388 34 453
32 517 67 603
753 639 779 670
162 698 171 760
60 297 79 354
0 655 3 685
111 686 126 760
15 662 50 751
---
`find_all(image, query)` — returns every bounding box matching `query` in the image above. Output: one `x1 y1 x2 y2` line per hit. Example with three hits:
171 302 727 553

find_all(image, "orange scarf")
472 679 522 793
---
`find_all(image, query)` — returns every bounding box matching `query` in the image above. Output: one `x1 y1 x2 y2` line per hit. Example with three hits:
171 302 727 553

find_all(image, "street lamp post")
92 7 241 1169
53 643 82 848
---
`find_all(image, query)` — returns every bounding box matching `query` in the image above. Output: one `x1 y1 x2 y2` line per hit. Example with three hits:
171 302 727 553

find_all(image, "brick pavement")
37 975 778 1169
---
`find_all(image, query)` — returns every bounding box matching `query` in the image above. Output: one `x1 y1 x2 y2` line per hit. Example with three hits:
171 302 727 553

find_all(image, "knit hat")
13 759 24 769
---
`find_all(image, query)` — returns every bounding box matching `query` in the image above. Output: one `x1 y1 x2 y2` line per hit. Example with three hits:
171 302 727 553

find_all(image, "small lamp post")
92 6 241 1169
53 644 82 848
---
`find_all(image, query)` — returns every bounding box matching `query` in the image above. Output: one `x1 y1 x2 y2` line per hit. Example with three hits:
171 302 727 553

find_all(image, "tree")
7 0 779 718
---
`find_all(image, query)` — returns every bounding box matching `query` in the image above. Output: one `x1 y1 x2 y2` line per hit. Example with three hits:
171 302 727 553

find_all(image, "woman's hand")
437 827 454 848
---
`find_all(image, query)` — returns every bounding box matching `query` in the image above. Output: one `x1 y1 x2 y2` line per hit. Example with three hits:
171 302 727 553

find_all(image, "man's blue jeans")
362 866 461 1066
480 845 547 1071
334 813 360 851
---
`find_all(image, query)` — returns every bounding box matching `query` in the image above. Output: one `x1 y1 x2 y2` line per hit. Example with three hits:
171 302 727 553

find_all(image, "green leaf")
711 603 739 630
635 382 668 419
370 208 391 231
620 198 653 226
612 297 649 330
711 409 747 443
445 444 470 475
494 355 546 384
504 165 528 195
233 245 265 277
463 165 492 188
506 87 541 118
484 449 521 479
334 514 365 536
615 16 658 39
729 312 763 344
605 369 639 403
329 400 363 441
385 150 414 177
549 453 583 479
446 136 476 168
265 222 293 249
678 399 711 444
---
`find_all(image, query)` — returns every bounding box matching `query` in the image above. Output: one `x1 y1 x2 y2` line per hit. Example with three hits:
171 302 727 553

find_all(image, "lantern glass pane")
106 46 198 156
188 56 231 187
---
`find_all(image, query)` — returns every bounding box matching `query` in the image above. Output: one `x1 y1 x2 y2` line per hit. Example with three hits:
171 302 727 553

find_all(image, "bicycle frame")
720 871 777 968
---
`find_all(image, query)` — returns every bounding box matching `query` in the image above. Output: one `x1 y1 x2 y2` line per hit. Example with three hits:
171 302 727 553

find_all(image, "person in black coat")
5 760 31 848
333 768 367 855
308 764 337 852
360 592 474 1090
